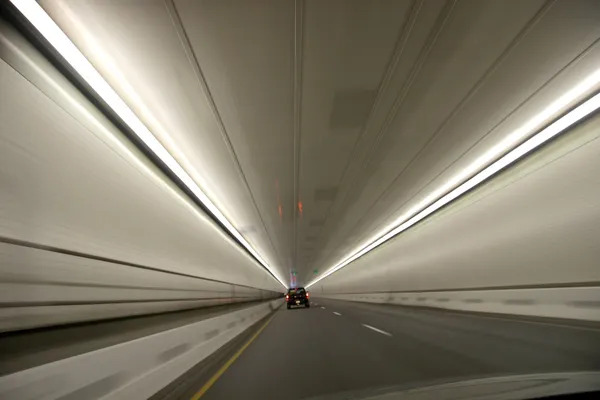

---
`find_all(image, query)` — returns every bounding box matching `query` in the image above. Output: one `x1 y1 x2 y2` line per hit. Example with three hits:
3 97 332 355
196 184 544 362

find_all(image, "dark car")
286 287 310 309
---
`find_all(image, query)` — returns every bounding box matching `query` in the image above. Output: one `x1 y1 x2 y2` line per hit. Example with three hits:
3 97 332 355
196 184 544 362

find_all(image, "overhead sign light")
9 0 288 289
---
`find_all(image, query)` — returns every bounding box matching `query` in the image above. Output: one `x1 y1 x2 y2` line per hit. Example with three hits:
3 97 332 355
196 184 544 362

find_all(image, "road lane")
325 299 600 374
195 298 600 400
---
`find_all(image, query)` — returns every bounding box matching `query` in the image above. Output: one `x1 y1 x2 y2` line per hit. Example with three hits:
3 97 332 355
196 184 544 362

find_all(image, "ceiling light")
307 77 600 288
9 0 287 288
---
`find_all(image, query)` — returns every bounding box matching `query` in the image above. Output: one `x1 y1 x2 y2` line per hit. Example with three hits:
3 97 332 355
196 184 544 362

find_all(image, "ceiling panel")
174 0 296 279
298 0 450 283
296 0 417 283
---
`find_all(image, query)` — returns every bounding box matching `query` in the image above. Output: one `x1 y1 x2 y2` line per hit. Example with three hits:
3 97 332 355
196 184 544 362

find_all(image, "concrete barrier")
0 299 281 400
317 286 600 321
0 242 279 333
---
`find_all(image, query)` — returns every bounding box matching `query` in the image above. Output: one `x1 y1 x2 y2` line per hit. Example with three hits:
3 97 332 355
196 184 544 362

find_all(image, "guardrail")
317 287 600 321
0 299 281 399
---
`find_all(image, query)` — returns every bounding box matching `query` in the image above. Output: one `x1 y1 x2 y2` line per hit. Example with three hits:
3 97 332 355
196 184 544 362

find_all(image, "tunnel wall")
0 19 281 332
0 242 279 332
315 105 600 321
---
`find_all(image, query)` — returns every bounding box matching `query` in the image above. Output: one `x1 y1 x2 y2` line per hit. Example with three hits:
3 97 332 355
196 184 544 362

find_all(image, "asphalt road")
192 298 600 400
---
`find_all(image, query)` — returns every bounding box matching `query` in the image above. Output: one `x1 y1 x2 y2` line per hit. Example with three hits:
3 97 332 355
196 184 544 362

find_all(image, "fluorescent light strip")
370 68 600 248
307 91 600 288
10 0 287 288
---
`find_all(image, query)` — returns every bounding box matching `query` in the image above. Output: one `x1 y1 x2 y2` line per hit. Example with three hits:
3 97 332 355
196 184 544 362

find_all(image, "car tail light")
285 295 289 300
306 292 310 298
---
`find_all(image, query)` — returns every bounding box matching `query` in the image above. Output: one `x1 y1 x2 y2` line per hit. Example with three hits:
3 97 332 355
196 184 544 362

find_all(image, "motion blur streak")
7 0 287 288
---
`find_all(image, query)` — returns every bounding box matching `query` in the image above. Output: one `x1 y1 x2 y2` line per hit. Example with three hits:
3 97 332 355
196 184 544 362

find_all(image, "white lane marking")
321 307 326 309
333 312 342 316
362 324 392 336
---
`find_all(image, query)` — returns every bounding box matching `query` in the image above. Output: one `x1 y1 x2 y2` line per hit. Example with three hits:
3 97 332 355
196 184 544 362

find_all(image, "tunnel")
1 0 600 399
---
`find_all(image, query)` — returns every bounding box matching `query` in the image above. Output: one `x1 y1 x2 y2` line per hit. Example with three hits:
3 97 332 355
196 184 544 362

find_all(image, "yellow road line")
191 314 275 399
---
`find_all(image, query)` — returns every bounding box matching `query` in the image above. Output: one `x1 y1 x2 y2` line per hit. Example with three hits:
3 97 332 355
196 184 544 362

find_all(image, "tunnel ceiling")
38 0 600 286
